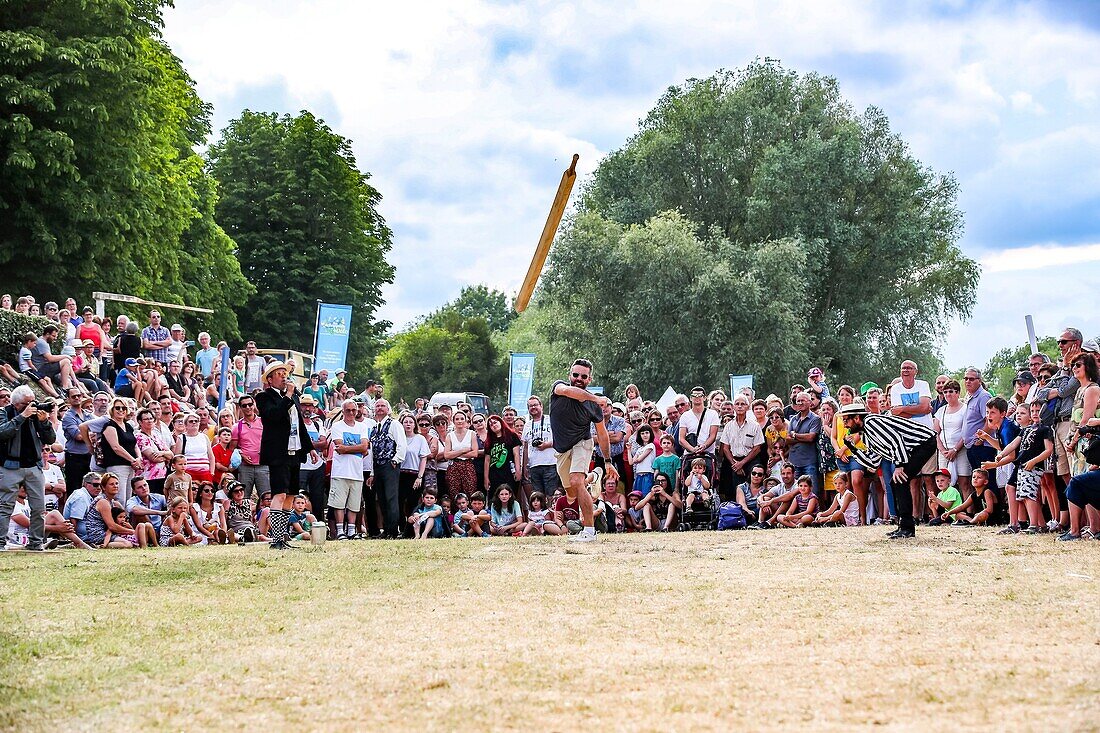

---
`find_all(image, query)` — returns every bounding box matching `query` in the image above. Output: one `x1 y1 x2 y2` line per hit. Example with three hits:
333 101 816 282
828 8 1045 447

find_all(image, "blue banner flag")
314 303 353 374
508 353 536 411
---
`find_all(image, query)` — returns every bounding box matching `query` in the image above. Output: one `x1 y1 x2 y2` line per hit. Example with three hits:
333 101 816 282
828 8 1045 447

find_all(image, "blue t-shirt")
114 368 133 391
19 346 34 372
195 347 219 378
126 493 167 533
490 500 522 526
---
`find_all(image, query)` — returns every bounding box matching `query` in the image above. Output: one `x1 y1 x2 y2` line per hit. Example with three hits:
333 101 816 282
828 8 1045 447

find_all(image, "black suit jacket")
255 387 314 465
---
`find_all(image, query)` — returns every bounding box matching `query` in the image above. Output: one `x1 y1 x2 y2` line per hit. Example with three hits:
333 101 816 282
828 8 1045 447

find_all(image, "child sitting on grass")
776 475 818 527
926 469 964 526
160 496 204 546
105 505 156 548
458 491 491 537
489 484 525 536
952 467 998 526
409 487 444 539
683 458 711 512
450 493 471 537
288 494 317 541
521 491 563 536
625 490 644 531
814 472 859 526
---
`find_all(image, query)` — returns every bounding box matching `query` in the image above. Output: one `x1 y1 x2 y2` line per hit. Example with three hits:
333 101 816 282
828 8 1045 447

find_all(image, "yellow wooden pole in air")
515 154 579 312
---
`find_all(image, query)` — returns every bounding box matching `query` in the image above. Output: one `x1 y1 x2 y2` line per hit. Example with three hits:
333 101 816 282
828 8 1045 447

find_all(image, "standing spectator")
242 341 265 393
140 310 172 365
229 395 268 500
444 412 479 502
889 360 936 522
521 395 559 497
166 324 188 364
135 408 173 494
194 332 219 379
0 386 57 550
483 414 522 500
61 388 92 493
591 397 627 477
785 392 822 495
397 413 429 534
718 394 765 500
303 373 328 408
114 322 142 365
369 399 406 540
174 413 215 484
961 367 994 493
100 398 142 505
1066 350 1100 478
677 387 720 474
933 380 971 500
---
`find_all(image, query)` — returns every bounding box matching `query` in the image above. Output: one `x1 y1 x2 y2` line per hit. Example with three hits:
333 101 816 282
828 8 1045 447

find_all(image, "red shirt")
554 495 579 523
213 443 233 485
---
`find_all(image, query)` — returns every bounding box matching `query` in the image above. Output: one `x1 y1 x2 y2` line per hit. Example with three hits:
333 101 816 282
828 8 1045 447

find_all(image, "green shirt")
937 486 962 511
652 454 681 487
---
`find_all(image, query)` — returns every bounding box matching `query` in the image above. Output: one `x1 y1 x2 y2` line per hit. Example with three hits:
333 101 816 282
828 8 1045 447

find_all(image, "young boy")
450 493 471 537
288 494 317 541
951 467 997 526
926 469 963 525
684 458 711 512
409 488 444 539
461 491 491 537
625 490 644 531
984 401 1053 534
19 332 59 397
651 436 681 493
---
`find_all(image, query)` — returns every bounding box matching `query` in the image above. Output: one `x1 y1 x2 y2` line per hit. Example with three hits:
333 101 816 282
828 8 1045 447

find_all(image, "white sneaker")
568 529 597 543
335 527 347 540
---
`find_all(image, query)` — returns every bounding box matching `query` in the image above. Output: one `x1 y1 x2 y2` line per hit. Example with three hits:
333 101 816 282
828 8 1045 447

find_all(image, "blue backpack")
717 501 746 530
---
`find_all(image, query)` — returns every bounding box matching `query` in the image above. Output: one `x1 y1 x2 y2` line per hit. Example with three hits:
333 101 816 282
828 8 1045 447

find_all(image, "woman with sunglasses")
932 379 971 504
736 465 767 525
190 481 227 544
1066 353 1100 481
471 414 489 492
174 412 215 484
100 399 142 505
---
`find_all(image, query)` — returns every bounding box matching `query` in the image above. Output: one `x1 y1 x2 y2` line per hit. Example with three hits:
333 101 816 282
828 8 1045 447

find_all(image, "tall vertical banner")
313 303 353 374
508 353 536 411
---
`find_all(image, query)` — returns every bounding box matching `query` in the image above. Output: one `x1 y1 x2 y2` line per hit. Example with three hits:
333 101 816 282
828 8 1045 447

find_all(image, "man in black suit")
256 362 314 550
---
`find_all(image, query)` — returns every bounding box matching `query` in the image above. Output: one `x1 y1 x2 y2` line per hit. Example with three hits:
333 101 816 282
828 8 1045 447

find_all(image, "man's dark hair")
571 358 593 371
42 324 58 336
365 379 377 388
987 396 1009 414
22 332 37 344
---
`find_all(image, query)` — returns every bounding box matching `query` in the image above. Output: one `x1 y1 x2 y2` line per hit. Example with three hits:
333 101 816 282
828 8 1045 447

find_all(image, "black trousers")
891 437 938 534
375 462 401 538
64 452 91 502
399 470 420 536
299 467 328 522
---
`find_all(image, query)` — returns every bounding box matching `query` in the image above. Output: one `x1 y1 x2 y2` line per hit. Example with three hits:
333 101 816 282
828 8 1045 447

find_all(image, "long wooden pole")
515 154 579 312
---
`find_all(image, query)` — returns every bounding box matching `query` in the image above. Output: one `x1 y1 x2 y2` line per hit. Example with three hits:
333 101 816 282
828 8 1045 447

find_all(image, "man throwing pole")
550 359 611 543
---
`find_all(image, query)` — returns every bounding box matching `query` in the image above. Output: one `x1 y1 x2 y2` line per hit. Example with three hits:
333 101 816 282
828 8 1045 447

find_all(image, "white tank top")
449 429 474 457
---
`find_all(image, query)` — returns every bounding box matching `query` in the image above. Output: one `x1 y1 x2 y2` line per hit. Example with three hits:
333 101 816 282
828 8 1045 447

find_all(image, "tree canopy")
552 60 978 392
208 110 395 373
0 0 250 334
425 285 516 334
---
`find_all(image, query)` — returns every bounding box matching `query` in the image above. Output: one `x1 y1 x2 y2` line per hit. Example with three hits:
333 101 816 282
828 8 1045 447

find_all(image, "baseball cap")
628 490 643 499
859 381 879 396
936 468 951 478
1012 371 1036 385
124 358 138 367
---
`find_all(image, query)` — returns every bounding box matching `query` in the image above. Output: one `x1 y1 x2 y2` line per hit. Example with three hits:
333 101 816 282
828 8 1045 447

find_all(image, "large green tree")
425 285 516 333
579 60 976 386
0 0 249 332
375 312 507 405
527 211 811 398
208 110 395 377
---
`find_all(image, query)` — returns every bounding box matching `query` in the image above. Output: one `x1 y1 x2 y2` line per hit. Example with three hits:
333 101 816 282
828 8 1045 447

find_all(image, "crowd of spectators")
1 292 1098 550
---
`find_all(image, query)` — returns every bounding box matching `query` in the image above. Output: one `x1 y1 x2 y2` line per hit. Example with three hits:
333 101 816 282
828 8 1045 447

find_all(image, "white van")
428 392 491 416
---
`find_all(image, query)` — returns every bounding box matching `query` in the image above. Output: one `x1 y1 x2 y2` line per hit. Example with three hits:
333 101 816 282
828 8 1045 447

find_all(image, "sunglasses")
112 406 126 411
1057 339 1074 345
417 422 431 427
963 377 979 381
239 402 254 407
750 471 765 476
649 417 662 423
942 388 958 393
1072 361 1084 368
570 372 589 379
630 419 642 425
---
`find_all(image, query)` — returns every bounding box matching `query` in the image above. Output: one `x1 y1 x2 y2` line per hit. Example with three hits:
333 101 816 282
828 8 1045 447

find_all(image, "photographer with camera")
521 395 559 496
0 386 58 551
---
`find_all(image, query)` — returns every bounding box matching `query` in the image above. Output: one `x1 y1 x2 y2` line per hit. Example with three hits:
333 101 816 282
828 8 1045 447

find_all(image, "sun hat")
261 361 288 384
1081 339 1099 354
838 401 868 417
298 395 317 406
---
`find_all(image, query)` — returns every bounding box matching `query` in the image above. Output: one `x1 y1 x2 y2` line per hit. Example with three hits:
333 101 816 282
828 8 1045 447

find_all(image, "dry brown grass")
1 527 1098 732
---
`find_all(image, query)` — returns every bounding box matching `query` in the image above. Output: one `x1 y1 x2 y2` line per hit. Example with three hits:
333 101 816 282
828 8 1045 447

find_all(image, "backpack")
370 418 397 465
717 501 747 530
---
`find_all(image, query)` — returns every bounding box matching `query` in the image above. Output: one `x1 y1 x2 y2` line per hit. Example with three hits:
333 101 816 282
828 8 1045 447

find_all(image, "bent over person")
549 359 611 543
838 401 937 539
255 362 314 550
0 386 58 551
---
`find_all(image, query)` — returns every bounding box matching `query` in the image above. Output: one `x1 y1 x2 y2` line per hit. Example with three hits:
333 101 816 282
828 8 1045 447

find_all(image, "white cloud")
981 241 1100 274
162 0 1100 367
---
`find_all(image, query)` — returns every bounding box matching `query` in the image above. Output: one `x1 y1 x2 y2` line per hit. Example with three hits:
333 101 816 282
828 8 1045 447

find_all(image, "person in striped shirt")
838 401 938 538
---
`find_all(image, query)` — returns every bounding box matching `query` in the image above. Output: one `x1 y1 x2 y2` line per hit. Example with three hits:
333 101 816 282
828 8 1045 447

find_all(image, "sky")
162 0 1100 371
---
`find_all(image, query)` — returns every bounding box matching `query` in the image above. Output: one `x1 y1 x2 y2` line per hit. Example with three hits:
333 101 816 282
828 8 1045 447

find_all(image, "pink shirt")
231 417 263 464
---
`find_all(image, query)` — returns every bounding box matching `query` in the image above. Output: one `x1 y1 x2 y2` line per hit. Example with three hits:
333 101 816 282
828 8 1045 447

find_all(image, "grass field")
2 527 1098 732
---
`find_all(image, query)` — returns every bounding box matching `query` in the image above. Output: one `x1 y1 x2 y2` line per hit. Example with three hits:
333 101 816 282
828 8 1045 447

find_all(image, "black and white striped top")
850 413 936 469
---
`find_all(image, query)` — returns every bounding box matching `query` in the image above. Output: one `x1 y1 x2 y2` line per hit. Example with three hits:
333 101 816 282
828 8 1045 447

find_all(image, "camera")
34 401 55 412
531 437 543 448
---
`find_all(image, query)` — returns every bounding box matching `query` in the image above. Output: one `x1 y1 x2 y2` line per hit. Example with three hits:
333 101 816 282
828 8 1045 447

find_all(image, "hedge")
0 309 54 365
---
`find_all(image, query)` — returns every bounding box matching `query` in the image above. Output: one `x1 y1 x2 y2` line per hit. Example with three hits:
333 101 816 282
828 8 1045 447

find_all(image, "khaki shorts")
1053 420 1073 475
921 450 940 476
328 477 364 512
556 439 594 489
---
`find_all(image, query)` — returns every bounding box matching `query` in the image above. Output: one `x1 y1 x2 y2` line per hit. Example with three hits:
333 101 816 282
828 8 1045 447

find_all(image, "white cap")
170 324 183 332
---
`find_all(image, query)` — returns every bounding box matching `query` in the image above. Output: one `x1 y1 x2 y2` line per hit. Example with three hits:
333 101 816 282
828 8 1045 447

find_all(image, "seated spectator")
736 466 767 525
951 467 997 526
683 457 711 512
5 485 92 550
19 332 60 397
624 490 644 531
925 469 964 525
752 475 797 529
83 474 141 549
125 477 167 538
409 487 444 539
814 471 860 526
62 471 102 541
598 472 626 532
636 472 681 531
256 492 271 537
191 482 228 544
72 340 109 393
462 491 491 537
104 504 157 548
522 491 563 536
288 494 318 541
489 484 524 536
776 475 819 527
160 496 204 546
1063 468 1100 541
225 482 263 543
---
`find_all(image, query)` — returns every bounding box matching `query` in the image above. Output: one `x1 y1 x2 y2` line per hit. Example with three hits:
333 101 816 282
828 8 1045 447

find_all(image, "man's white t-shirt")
330 419 372 480
678 408 721 454
302 417 328 471
522 417 557 468
889 379 933 428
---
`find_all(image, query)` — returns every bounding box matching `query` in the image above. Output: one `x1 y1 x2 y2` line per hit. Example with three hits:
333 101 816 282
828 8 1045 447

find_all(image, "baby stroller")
678 452 718 531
